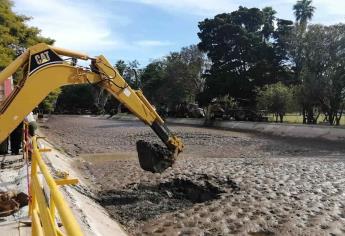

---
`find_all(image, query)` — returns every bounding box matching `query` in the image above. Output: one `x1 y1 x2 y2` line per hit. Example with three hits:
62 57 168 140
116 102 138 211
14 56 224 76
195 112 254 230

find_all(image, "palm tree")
293 0 315 32
262 7 277 41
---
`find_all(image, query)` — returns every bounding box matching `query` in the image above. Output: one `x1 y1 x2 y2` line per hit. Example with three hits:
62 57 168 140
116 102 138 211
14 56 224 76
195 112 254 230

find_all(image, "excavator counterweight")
0 43 184 173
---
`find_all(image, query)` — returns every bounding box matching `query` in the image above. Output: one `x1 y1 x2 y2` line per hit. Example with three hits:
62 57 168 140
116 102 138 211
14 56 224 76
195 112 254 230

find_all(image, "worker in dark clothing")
10 122 23 155
0 138 8 154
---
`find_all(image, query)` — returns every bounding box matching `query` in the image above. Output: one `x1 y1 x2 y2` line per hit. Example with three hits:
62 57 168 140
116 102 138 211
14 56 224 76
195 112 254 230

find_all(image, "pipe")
50 46 89 60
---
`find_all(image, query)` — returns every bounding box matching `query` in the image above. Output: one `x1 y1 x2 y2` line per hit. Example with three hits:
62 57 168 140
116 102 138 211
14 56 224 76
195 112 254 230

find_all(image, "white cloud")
134 40 172 47
131 0 238 16
13 0 129 54
128 0 345 24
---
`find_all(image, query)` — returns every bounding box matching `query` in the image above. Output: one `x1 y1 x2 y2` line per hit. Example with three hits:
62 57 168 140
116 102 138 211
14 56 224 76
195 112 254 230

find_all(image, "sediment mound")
97 174 239 228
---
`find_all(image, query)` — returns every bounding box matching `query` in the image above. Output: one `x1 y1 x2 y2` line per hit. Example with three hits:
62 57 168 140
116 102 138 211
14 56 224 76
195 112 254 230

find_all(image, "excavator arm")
0 43 183 172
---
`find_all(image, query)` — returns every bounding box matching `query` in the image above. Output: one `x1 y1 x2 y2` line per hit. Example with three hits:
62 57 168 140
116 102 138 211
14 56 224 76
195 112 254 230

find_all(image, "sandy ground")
41 115 345 236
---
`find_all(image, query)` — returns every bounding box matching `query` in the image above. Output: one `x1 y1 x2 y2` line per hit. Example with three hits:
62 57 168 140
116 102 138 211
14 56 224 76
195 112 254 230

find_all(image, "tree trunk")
302 107 306 124
336 117 341 126
117 103 122 113
328 112 335 126
279 113 284 123
335 108 343 126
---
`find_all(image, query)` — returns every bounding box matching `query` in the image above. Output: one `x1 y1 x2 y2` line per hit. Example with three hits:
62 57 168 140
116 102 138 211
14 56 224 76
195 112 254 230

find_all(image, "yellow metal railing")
26 135 83 236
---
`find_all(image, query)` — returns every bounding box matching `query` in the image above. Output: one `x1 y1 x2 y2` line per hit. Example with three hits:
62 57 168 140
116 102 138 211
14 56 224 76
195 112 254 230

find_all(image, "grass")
268 113 345 126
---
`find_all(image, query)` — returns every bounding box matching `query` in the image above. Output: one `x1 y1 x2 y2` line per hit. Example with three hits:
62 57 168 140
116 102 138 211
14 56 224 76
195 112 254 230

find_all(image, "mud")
40 115 345 235
98 174 239 229
136 140 174 173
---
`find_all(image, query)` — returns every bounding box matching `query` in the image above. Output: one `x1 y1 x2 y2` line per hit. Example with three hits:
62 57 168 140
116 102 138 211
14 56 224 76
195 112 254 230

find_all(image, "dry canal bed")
41 115 345 235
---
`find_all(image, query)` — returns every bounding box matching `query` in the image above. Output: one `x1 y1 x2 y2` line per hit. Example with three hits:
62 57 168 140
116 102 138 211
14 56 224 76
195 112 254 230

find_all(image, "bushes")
256 82 294 122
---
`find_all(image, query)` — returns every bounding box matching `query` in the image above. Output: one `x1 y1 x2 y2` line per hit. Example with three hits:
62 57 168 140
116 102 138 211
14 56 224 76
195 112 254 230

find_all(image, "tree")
294 72 321 124
141 60 166 104
38 89 61 113
293 0 315 33
0 0 54 68
197 6 293 106
291 0 315 77
141 45 207 109
0 0 57 113
301 24 345 125
55 85 94 114
262 7 277 41
179 45 208 97
100 59 143 115
256 82 293 122
288 0 316 123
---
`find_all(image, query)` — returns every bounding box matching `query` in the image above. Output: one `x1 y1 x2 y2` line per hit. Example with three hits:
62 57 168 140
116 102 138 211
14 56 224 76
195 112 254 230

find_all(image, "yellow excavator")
0 43 184 173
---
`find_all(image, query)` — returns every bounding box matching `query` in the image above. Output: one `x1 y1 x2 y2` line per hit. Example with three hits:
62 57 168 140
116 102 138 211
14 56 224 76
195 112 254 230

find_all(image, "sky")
12 0 345 67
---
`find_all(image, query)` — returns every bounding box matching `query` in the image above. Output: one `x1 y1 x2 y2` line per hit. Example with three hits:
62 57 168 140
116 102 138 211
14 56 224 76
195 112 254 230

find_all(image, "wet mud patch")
97 174 239 229
249 231 275 236
159 174 240 203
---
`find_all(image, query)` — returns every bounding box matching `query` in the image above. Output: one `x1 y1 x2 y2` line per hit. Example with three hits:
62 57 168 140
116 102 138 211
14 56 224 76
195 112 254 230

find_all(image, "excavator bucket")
136 140 176 173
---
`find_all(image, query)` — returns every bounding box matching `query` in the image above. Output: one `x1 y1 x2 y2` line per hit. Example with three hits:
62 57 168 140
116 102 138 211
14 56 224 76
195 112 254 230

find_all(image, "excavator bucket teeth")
136 140 176 173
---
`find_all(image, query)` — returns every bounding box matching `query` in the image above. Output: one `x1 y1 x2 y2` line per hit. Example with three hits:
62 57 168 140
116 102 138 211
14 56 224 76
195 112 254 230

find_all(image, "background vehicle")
170 103 205 118
209 99 268 122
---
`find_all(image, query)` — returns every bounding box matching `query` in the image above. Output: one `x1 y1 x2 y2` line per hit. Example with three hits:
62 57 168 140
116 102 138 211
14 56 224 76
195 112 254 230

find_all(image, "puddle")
79 152 138 163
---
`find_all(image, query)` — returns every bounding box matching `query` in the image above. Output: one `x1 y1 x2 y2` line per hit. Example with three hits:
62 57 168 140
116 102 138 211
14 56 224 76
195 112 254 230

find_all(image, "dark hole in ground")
97 174 240 228
249 231 275 236
158 175 240 203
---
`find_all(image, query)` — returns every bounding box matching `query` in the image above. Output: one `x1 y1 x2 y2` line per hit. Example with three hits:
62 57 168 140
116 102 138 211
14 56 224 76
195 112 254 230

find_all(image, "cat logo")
29 49 63 75
34 51 51 65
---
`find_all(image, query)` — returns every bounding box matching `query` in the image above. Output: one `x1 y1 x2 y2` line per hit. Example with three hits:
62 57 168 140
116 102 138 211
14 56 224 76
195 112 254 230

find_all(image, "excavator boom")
0 43 184 172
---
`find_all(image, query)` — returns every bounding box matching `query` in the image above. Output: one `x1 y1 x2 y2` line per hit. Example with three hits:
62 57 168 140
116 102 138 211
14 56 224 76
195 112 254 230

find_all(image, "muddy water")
79 152 138 162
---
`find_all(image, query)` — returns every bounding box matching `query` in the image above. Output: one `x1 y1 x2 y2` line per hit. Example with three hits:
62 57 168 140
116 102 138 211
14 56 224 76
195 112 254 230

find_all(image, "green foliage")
299 24 345 125
115 59 141 88
217 95 238 109
293 0 315 32
115 60 127 76
55 85 95 114
141 45 207 108
140 60 166 104
0 0 57 113
197 6 293 105
0 0 54 68
256 82 293 122
38 89 60 113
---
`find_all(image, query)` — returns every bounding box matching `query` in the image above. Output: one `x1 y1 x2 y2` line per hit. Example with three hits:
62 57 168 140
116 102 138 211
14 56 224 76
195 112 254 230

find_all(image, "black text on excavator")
0 43 184 173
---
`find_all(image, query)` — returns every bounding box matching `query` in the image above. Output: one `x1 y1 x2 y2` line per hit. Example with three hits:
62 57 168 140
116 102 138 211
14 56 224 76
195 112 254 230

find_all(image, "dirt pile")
97 173 240 229
0 191 28 217
159 174 240 203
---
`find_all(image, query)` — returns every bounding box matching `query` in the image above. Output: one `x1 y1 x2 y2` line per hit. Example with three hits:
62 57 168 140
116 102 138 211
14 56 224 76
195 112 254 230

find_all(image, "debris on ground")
0 191 28 217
